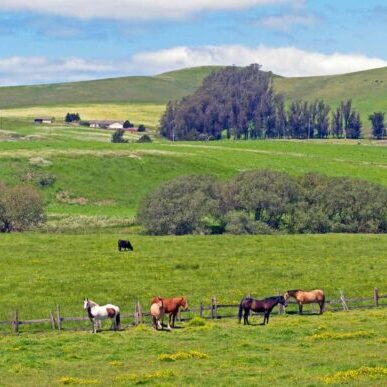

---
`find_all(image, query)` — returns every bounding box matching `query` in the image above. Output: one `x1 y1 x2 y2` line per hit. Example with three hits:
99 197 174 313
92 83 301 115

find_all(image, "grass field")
0 309 386 386
0 233 386 386
0 233 386 320
0 118 387 220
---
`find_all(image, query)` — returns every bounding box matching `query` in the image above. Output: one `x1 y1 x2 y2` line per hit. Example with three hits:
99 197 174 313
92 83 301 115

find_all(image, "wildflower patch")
321 366 387 384
158 350 208 361
59 377 99 385
311 331 375 340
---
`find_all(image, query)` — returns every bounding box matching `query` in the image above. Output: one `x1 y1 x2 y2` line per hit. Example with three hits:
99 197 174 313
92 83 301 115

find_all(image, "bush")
138 176 221 235
123 120 134 128
111 129 128 143
65 112 80 122
137 134 152 143
0 182 45 232
137 170 387 235
138 124 146 132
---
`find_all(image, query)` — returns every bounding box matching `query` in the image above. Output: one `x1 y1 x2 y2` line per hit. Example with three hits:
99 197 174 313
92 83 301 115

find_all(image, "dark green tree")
369 112 385 139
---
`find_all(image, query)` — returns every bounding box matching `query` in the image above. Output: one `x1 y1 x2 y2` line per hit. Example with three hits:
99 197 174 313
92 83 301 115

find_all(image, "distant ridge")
1 65 387 122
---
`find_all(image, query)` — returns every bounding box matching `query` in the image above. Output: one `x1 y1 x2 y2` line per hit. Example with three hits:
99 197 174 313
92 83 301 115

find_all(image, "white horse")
83 298 121 333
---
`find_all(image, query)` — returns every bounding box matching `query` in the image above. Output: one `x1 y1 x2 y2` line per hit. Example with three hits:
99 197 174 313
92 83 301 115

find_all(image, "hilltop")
1 66 387 122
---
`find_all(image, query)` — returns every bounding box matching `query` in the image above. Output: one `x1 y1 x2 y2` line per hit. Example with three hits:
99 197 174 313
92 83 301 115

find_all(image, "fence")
1 288 386 334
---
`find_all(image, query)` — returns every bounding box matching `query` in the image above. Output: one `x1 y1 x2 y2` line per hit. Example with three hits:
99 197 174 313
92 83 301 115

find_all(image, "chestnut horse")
283 289 325 314
238 296 286 325
151 296 188 329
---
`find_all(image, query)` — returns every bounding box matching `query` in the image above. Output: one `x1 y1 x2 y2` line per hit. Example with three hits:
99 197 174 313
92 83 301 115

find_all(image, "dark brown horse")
151 296 188 329
238 296 286 325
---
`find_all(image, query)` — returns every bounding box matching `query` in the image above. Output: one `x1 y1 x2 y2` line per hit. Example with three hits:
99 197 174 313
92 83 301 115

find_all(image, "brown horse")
283 289 325 314
151 296 188 329
150 299 165 330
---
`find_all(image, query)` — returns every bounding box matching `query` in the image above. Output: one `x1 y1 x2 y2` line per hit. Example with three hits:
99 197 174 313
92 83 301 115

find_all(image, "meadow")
0 117 386 222
0 309 386 386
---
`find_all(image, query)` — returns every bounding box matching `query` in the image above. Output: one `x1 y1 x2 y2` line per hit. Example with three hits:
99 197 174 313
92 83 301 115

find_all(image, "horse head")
83 298 89 310
278 295 286 306
180 297 189 310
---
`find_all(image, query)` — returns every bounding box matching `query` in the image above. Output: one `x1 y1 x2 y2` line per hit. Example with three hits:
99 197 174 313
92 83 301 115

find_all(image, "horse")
118 239 133 252
83 298 121 333
150 298 165 330
150 296 188 330
283 289 325 315
238 296 286 325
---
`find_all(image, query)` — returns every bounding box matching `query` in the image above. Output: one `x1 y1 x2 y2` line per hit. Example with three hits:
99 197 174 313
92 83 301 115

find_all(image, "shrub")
138 175 221 235
137 134 152 143
0 182 45 232
138 124 146 132
123 120 134 128
111 129 128 143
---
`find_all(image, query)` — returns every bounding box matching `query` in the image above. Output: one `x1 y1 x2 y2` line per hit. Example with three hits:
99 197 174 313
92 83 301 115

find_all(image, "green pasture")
0 233 386 320
0 117 386 220
0 309 386 386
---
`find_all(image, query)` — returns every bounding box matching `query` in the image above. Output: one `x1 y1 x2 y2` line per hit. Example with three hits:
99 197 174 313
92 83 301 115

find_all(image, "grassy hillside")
0 120 387 221
0 66 220 109
274 66 387 121
2 66 387 127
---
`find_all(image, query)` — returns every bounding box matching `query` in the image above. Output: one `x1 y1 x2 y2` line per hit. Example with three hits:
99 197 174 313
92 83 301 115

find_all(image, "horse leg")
319 301 324 314
264 311 270 325
172 313 176 328
298 303 303 315
244 308 249 325
167 314 172 330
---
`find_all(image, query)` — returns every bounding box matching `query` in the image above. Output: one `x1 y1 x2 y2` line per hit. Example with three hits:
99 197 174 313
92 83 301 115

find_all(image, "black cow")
118 239 133 252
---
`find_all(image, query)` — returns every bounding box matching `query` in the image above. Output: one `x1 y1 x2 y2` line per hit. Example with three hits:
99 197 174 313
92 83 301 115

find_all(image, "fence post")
340 291 349 311
56 305 62 330
12 309 19 334
50 311 56 330
137 301 143 324
211 296 217 319
374 288 379 307
199 302 203 318
134 302 139 325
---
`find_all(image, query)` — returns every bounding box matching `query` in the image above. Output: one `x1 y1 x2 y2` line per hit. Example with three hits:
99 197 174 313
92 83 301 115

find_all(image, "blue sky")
0 0 387 85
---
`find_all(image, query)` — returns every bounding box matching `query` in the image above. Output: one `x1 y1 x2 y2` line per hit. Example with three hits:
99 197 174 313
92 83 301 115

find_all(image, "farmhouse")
34 117 54 124
88 120 138 131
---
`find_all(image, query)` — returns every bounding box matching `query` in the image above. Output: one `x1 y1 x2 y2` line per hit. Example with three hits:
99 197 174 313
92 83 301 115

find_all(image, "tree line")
160 64 386 141
138 171 387 235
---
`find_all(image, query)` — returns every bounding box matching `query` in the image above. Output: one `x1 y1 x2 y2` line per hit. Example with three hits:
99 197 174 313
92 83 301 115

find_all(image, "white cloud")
132 45 387 77
257 13 318 31
1 45 387 85
0 0 301 20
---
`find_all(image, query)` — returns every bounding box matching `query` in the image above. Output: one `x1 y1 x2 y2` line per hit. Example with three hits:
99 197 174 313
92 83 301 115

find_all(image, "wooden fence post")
374 288 379 307
134 302 139 325
199 303 203 318
56 305 62 330
340 291 349 311
137 301 143 324
50 311 56 330
211 296 217 319
12 309 19 334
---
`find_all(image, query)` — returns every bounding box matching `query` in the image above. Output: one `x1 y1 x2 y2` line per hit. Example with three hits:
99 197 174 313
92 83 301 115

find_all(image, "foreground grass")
0 233 386 321
0 309 386 386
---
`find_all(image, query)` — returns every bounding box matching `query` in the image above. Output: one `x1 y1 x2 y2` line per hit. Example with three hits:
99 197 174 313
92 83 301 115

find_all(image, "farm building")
88 120 138 131
34 117 54 124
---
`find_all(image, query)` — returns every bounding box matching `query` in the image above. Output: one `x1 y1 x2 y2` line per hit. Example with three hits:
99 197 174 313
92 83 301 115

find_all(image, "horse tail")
238 297 245 323
115 312 121 330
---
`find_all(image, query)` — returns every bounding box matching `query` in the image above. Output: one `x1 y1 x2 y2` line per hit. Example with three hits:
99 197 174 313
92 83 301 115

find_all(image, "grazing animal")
118 239 133 252
283 289 325 315
83 298 121 333
150 296 188 330
238 296 286 325
150 298 165 330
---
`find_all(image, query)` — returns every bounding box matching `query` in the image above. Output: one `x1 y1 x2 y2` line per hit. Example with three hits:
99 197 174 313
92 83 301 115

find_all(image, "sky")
1 0 387 85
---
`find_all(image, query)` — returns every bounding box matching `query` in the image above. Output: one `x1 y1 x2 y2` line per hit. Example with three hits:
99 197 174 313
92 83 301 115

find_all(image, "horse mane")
287 289 302 294
87 299 98 307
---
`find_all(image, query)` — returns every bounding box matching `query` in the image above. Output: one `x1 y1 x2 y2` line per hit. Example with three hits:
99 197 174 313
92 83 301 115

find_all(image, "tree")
111 129 128 143
347 112 362 139
331 108 343 138
0 183 45 232
65 112 80 122
369 112 385 139
123 120 134 128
